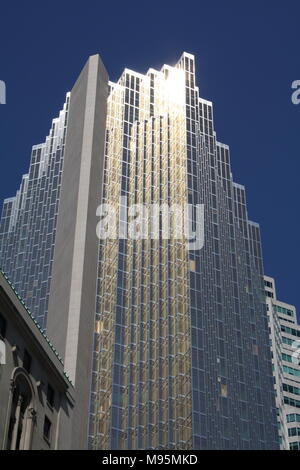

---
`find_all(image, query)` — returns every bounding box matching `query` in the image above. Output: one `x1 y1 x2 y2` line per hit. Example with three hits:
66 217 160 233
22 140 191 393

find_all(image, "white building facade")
265 275 300 450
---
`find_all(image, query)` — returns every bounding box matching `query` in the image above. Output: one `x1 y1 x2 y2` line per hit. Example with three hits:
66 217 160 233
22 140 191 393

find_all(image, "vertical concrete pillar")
47 54 108 449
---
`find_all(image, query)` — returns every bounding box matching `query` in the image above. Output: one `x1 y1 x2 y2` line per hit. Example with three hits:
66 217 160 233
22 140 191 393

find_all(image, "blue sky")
0 0 299 318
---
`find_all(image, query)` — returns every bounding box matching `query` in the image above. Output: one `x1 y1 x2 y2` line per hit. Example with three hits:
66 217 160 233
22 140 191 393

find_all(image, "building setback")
0 52 279 449
0 95 69 330
265 276 300 450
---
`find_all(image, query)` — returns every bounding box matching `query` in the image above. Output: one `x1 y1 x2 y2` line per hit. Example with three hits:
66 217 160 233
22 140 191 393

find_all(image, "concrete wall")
47 54 108 449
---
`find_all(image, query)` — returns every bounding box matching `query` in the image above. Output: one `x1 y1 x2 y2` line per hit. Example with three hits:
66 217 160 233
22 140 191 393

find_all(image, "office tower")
264 276 300 450
0 95 70 329
0 52 279 449
85 52 278 450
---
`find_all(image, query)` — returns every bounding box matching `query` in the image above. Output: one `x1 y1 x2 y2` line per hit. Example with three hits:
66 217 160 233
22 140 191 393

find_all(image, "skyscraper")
0 94 70 329
264 276 300 450
0 52 279 449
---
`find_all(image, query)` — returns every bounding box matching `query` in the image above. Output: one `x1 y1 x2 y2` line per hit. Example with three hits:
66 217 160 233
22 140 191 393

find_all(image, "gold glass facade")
90 56 193 450
88 53 279 450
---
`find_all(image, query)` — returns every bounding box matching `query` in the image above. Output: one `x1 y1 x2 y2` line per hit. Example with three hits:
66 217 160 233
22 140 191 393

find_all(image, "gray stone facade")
0 270 74 450
47 54 108 449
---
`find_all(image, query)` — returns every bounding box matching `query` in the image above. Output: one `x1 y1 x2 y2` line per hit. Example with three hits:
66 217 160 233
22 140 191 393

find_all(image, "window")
43 416 52 442
264 280 273 288
221 384 228 398
47 384 55 408
6 372 35 450
189 259 196 272
281 324 300 338
283 383 300 396
288 427 300 437
23 350 32 373
283 365 300 378
282 336 295 347
0 313 6 338
284 396 300 409
287 413 300 423
282 353 296 364
275 305 294 317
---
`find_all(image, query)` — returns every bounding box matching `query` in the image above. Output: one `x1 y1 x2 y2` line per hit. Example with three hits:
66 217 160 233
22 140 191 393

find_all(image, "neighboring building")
0 270 74 449
0 52 279 449
265 275 300 450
